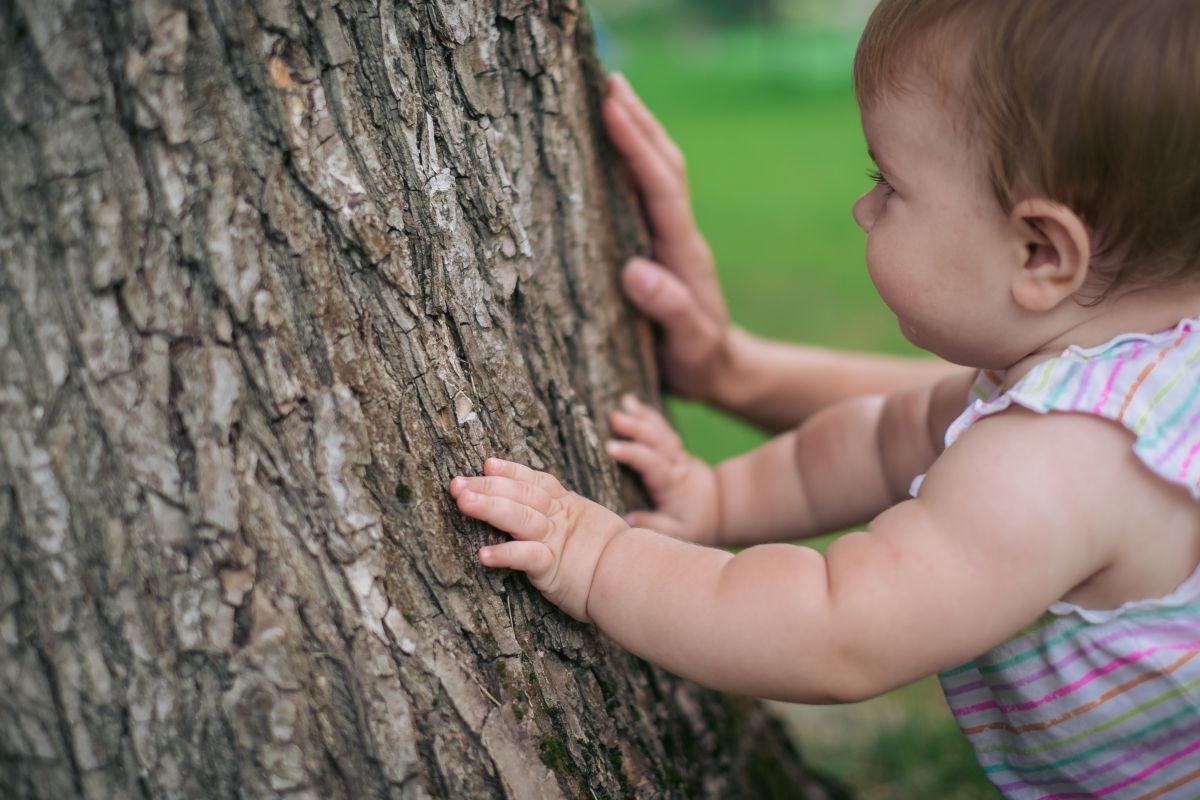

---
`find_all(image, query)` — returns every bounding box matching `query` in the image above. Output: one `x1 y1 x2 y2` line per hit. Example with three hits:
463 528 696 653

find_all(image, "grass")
772 681 995 800
591 15 998 798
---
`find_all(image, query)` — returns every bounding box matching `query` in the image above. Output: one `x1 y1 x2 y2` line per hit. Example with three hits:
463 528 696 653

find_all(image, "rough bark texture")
0 1 844 797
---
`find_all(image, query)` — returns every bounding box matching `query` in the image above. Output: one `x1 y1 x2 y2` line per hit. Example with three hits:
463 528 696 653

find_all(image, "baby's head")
854 0 1200 301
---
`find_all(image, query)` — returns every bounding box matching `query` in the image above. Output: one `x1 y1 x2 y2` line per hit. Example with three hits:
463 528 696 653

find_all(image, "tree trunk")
0 1 843 797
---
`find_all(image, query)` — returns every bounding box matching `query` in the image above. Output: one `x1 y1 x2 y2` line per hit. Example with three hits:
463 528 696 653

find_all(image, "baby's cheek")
863 246 905 311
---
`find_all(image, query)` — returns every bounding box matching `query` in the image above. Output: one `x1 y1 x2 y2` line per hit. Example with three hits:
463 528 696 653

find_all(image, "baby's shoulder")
942 403 1200 611
947 320 1200 499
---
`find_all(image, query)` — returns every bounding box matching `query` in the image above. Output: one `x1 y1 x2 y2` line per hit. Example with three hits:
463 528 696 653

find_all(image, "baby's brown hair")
855 0 1200 296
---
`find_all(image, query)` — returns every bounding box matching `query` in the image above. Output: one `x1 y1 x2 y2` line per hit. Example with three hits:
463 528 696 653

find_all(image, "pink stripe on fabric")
1037 737 1200 799
942 622 1200 699
1092 342 1147 415
1067 361 1099 411
993 715 1200 794
952 641 1200 717
1179 437 1200 483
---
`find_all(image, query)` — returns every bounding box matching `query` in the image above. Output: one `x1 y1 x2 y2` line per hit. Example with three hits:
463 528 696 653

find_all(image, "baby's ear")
1009 198 1092 312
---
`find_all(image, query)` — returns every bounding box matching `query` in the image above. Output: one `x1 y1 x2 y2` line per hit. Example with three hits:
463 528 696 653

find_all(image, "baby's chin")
896 319 921 345
895 320 1003 369
895 319 938 357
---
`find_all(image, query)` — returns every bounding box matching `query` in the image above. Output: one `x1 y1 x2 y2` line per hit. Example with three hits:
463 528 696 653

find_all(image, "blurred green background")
588 1 995 797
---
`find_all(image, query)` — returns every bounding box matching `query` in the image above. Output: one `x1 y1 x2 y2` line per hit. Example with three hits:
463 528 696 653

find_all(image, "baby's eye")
866 168 894 196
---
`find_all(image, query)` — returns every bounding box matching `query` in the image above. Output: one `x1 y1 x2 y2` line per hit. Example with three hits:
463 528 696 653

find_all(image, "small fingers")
610 414 682 461
456 490 550 541
481 458 567 497
479 541 555 579
608 73 686 176
606 439 677 495
607 409 644 441
603 87 708 277
449 474 553 514
623 396 675 433
621 259 718 352
603 97 684 204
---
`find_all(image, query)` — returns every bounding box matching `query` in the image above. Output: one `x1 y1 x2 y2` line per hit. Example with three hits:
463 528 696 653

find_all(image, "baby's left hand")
450 458 629 622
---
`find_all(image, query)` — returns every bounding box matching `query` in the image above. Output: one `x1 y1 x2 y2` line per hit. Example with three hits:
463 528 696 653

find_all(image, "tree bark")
0 1 843 797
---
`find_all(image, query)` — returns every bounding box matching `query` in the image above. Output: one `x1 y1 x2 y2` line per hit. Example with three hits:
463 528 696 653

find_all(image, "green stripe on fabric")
1139 352 1200 448
969 604 1200 677
941 615 1062 679
974 673 1200 757
1026 362 1057 396
981 703 1196 774
1045 362 1082 408
940 604 1200 681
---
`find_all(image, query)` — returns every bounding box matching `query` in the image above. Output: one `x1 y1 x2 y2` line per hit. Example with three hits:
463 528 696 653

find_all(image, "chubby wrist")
707 326 765 415
710 461 733 548
581 522 631 623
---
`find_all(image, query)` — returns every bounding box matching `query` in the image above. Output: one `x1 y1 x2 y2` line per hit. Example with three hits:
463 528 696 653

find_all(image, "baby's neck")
1003 282 1200 388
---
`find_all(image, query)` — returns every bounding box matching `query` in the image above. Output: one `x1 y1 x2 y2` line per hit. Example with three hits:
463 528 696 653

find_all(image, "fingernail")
621 394 639 412
479 547 493 563
605 440 620 455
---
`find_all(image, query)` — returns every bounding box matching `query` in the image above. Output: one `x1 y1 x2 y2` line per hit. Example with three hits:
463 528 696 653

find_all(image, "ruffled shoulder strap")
938 316 1200 499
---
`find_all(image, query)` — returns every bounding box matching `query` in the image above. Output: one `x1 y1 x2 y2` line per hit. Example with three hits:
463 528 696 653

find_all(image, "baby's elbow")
718 544 901 704
768 664 889 705
820 659 894 704
779 612 900 703
783 643 894 705
792 592 905 703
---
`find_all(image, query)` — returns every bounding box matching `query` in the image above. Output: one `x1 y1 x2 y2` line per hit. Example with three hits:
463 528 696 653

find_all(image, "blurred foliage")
586 3 998 797
692 0 780 25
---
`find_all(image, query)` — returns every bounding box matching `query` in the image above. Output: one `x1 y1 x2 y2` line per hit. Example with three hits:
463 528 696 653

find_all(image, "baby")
450 1 1200 796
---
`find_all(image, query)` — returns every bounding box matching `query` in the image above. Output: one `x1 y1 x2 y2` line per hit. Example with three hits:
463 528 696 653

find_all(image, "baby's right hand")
603 74 733 402
606 395 721 545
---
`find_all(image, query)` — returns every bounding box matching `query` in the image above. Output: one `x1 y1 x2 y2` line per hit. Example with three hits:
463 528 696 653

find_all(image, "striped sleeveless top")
922 316 1200 799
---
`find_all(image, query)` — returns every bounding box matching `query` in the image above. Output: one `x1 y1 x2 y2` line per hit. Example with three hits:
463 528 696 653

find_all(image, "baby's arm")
609 367 976 547
455 408 1133 702
715 334 969 433
714 367 976 544
604 74 967 431
590 408 1125 701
